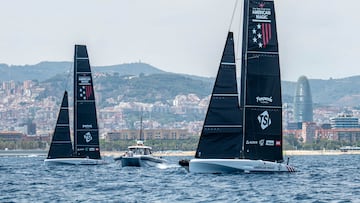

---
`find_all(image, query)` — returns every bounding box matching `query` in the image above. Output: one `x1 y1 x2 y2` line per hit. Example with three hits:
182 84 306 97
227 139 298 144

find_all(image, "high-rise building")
293 76 313 122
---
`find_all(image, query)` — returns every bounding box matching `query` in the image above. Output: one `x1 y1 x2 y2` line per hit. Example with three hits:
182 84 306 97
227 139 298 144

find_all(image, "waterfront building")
330 114 359 129
106 129 190 141
301 122 317 143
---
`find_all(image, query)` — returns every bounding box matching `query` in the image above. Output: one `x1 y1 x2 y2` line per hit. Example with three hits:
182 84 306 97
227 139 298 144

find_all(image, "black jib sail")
195 32 243 159
47 91 73 159
241 0 283 162
73 45 101 159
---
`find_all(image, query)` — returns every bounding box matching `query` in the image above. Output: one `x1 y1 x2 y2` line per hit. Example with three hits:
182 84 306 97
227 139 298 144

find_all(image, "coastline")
1 150 360 157
95 150 360 157
284 150 360 156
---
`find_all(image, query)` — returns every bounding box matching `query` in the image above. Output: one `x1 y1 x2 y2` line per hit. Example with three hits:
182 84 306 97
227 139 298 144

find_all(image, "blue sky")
0 0 359 81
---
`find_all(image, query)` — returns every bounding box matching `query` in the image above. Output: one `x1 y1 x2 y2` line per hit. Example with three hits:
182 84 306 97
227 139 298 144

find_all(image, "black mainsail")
195 32 243 159
47 91 73 159
241 0 283 162
73 45 101 159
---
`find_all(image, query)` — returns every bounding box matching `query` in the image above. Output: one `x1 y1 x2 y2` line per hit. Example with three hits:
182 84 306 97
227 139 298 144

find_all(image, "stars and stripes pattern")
251 23 272 48
79 85 93 100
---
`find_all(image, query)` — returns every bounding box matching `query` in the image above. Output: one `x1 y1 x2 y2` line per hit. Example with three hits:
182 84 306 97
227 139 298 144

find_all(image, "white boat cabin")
126 140 153 156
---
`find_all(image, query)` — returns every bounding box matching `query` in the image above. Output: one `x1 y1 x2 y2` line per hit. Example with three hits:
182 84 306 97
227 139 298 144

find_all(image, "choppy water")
1 155 360 202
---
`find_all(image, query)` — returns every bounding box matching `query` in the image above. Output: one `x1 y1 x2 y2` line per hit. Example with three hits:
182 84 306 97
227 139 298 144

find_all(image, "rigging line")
235 0 243 61
228 0 239 32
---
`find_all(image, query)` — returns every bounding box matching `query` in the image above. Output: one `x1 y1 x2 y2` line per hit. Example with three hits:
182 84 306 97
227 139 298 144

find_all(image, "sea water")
1 155 360 202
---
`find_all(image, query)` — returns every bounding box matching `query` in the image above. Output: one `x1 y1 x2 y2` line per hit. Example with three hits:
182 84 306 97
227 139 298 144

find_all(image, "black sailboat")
186 0 295 173
44 45 105 165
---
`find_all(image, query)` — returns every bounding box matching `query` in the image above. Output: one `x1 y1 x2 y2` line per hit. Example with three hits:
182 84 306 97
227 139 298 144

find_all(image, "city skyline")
1 0 360 81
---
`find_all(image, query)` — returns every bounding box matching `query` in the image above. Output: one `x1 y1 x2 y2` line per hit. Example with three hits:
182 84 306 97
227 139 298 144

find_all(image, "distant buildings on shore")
106 129 190 141
285 76 360 144
2 75 360 146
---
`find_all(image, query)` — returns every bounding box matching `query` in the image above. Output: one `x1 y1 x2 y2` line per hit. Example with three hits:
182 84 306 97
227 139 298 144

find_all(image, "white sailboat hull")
44 158 106 165
189 158 295 173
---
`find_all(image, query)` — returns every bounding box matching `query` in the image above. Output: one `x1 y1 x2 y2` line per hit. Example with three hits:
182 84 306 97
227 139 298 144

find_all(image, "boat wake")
156 163 181 170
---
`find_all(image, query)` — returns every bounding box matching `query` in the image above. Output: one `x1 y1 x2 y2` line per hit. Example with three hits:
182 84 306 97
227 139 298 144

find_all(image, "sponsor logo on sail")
79 85 93 100
83 132 93 143
82 124 93 129
257 111 271 130
256 96 273 104
79 75 91 85
276 140 281 146
266 140 275 146
246 140 258 145
251 2 272 48
252 3 271 20
259 139 265 146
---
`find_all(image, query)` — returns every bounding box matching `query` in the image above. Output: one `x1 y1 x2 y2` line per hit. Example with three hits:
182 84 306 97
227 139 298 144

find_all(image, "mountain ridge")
1 61 360 107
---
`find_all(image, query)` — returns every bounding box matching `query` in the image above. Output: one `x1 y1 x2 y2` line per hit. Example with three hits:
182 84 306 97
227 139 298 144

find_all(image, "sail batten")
212 94 238 96
220 62 236 65
204 125 243 127
245 105 282 108
247 51 279 54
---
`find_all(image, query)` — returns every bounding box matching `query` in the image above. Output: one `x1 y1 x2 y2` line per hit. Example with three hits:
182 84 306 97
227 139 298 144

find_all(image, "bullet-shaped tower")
293 76 313 122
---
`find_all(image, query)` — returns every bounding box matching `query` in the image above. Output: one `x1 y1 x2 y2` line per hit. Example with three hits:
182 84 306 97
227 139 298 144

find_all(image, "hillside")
0 62 165 82
38 72 213 107
1 61 360 107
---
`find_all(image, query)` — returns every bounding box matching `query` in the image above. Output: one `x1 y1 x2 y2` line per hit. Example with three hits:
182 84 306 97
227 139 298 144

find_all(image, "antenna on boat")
139 109 144 141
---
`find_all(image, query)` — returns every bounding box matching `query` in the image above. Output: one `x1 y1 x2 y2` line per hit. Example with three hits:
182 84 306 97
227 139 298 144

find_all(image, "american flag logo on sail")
79 85 92 100
251 23 271 48
251 2 272 49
